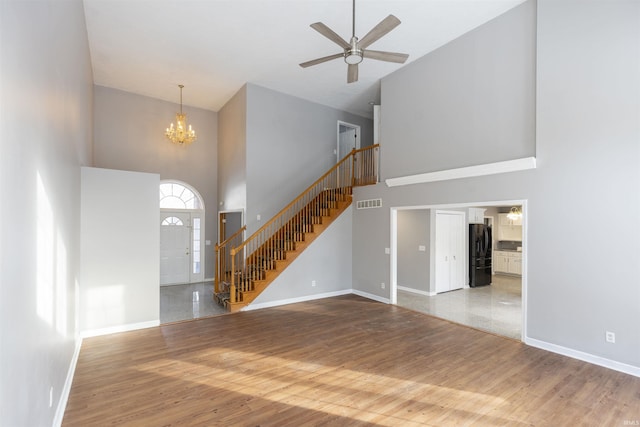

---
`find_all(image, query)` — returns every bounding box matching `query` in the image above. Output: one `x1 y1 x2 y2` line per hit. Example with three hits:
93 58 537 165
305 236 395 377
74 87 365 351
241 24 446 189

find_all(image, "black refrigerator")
469 224 492 287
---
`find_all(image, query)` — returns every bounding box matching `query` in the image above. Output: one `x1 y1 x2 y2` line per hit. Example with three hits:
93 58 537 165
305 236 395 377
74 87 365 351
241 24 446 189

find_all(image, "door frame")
337 121 361 163
390 199 528 342
218 209 244 243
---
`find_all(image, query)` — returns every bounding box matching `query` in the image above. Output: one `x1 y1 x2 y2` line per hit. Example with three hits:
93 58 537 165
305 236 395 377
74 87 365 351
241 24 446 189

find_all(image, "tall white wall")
93 86 218 278
353 0 640 372
80 167 160 335
0 0 93 425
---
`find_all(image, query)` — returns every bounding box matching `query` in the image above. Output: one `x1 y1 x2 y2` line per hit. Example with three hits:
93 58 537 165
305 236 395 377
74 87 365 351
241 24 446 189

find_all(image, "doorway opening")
337 121 360 163
219 210 244 244
159 180 205 286
390 200 527 341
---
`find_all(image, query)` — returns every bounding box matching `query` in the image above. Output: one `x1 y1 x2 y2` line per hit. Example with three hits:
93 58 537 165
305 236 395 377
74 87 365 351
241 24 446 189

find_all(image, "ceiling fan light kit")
300 0 408 83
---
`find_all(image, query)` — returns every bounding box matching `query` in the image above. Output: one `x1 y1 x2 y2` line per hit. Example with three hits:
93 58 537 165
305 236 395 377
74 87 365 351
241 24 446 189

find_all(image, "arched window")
159 181 204 210
161 216 184 226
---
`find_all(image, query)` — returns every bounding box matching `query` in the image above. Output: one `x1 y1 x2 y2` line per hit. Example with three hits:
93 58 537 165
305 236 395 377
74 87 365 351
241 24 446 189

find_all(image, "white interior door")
337 121 361 162
435 211 465 293
160 212 191 285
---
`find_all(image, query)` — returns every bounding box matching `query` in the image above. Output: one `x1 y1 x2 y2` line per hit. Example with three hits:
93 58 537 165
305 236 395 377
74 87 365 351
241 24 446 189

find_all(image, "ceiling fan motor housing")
345 37 363 64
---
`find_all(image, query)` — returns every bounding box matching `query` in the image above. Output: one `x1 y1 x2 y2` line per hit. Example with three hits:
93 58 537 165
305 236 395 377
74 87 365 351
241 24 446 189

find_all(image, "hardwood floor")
63 295 640 426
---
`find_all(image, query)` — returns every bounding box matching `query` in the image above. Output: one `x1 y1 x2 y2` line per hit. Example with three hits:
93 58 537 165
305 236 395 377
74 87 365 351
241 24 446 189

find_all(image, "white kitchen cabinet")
468 208 486 224
494 252 510 273
510 254 522 275
497 214 523 241
498 213 522 226
494 251 522 276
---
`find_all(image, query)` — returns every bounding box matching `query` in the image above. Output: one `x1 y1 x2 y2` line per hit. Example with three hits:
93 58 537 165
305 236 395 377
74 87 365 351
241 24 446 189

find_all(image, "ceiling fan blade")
299 53 344 68
347 64 358 83
310 22 350 49
359 15 401 49
363 49 409 64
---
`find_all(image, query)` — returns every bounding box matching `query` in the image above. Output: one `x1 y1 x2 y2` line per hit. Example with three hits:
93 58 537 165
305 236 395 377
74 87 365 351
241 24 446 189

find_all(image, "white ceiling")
83 0 524 118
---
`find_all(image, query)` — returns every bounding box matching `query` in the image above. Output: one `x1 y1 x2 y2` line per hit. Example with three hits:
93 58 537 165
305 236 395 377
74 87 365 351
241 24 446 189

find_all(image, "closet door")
435 211 465 293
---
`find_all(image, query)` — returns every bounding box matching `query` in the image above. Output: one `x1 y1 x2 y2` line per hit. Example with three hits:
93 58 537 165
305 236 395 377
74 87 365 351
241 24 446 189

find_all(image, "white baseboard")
397 285 432 296
243 289 352 311
351 289 391 304
526 337 640 378
80 320 160 338
53 337 83 427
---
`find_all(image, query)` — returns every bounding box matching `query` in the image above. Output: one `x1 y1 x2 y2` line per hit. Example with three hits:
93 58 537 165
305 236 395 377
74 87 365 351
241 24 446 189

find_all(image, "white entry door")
160 212 191 285
435 211 465 293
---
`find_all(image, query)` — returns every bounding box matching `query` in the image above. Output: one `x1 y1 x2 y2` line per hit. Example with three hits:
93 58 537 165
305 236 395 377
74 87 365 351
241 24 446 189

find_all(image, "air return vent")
356 198 382 209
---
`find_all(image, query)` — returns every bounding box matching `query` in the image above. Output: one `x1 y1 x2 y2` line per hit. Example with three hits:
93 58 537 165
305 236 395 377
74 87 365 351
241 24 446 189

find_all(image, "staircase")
214 144 379 312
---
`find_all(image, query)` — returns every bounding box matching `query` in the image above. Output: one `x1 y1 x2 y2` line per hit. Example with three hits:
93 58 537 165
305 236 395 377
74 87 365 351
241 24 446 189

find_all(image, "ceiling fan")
300 0 409 83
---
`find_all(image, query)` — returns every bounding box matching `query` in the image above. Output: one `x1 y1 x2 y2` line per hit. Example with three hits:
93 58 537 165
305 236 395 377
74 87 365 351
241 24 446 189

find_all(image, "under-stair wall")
246 205 353 310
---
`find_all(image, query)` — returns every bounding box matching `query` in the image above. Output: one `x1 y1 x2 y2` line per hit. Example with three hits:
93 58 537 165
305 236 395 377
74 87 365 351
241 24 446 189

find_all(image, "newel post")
351 148 356 188
230 248 237 304
214 243 220 294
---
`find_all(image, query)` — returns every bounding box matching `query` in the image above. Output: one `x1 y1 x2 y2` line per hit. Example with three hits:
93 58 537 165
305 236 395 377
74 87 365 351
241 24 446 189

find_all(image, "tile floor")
397 274 522 340
160 281 227 324
161 276 522 337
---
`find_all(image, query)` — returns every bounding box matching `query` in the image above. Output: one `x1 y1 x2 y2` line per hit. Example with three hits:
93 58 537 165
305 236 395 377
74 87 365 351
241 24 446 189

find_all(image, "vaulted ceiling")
84 0 524 118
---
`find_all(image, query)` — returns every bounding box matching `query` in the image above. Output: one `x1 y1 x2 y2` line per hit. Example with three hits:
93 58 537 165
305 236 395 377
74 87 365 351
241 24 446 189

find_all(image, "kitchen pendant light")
165 84 197 145
506 206 522 220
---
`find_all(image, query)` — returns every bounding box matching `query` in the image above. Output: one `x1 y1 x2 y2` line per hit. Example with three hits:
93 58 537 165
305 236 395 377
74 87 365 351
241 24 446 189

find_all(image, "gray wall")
0 0 93 425
217 84 247 223
397 210 430 293
244 84 373 235
381 0 536 178
250 206 353 307
93 86 218 279
353 0 640 370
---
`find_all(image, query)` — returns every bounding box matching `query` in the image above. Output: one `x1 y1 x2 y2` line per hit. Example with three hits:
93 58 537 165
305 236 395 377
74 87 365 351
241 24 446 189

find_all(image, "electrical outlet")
381 282 385 289
311 280 316 287
257 214 261 221
384 248 390 255
606 331 615 343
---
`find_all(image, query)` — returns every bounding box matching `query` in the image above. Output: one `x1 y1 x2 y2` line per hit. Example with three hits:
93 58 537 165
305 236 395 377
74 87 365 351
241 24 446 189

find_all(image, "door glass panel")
193 217 201 274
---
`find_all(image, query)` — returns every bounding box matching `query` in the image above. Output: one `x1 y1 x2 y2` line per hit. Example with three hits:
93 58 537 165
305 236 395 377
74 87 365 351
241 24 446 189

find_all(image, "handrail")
225 144 379 305
214 225 246 294
232 155 353 256
217 225 246 249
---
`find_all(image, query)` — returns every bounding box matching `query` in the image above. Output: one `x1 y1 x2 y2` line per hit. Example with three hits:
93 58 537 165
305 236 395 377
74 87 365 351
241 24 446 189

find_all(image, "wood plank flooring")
63 295 640 426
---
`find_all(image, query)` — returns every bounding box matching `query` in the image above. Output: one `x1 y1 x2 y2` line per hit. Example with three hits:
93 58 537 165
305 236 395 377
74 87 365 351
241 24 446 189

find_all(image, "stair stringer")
241 205 353 311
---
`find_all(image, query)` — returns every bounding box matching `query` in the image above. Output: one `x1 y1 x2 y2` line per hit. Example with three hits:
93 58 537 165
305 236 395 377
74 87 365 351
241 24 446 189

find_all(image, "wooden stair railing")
214 225 246 306
216 144 379 312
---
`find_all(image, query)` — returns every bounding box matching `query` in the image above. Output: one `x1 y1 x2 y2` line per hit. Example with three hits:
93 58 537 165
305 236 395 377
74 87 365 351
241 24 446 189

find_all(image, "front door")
160 212 191 285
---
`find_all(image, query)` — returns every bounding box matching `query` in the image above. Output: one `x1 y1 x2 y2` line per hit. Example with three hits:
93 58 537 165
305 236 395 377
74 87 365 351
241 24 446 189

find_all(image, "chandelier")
165 84 196 145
